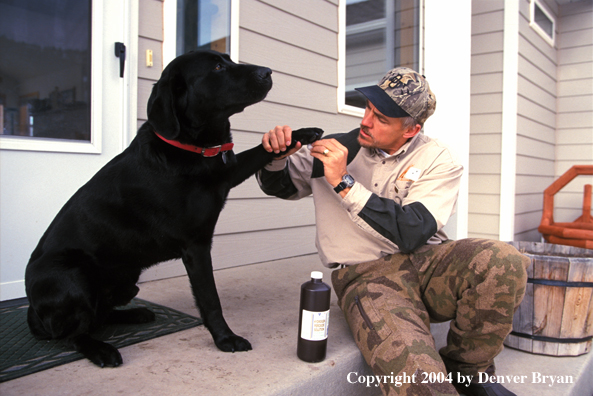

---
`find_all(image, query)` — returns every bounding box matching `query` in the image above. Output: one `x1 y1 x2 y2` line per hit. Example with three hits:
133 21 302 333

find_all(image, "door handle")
115 42 126 78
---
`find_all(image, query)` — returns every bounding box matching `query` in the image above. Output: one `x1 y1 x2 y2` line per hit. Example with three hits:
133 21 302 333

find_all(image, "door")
0 0 134 300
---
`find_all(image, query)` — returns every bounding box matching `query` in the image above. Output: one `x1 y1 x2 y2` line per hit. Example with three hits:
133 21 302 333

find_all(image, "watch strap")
334 174 354 193
334 182 348 193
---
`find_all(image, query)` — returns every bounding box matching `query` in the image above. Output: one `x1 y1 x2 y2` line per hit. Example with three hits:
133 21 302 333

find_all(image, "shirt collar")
372 132 423 159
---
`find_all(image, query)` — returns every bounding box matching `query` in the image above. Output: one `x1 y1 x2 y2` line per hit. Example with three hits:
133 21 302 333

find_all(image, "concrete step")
1 254 591 396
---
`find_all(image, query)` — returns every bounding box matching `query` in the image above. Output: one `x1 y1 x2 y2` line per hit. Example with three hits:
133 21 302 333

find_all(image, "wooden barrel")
504 241 593 356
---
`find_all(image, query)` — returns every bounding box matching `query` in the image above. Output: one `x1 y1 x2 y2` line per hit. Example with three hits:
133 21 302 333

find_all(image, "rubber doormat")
0 298 202 382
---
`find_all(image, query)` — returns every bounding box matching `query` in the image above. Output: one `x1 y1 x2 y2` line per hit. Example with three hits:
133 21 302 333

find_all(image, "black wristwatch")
334 174 355 194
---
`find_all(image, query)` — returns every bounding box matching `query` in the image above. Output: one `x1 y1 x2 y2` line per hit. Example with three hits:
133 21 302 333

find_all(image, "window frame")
337 0 368 117
163 0 240 68
529 0 555 47
337 0 423 117
0 0 104 154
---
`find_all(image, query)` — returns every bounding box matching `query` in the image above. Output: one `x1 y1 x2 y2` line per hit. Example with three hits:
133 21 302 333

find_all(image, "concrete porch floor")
1 254 592 396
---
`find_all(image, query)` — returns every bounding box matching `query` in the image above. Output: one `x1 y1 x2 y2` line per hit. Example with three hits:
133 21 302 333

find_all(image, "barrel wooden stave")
504 242 593 356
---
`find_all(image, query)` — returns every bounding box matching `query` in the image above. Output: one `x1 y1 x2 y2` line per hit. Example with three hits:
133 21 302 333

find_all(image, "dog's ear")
147 68 187 140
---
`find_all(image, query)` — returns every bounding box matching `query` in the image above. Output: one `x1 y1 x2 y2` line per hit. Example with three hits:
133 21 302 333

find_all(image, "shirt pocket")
393 179 413 204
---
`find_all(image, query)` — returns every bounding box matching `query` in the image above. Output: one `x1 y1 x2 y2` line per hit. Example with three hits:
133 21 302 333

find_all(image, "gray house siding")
514 0 558 241
468 0 504 240
468 0 592 242
137 0 163 127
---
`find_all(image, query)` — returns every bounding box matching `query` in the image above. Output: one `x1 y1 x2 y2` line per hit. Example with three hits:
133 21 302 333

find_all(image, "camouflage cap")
355 67 436 125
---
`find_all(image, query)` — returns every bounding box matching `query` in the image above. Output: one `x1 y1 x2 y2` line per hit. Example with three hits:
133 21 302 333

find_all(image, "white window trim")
0 0 104 154
337 0 364 118
529 0 555 47
163 0 177 68
123 0 139 150
163 0 240 69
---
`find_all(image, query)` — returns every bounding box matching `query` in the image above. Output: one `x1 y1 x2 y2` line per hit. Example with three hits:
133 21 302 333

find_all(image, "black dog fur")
24 50 323 367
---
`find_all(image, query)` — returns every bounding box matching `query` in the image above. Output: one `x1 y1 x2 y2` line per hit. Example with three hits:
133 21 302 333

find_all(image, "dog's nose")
258 67 272 80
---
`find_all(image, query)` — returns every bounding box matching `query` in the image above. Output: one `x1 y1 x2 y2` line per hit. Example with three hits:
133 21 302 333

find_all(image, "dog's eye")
214 63 224 71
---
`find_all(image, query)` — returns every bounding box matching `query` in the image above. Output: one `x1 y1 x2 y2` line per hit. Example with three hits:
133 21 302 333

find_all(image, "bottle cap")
311 271 323 280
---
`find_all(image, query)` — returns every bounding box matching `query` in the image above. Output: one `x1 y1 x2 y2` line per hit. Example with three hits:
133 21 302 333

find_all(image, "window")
176 0 232 56
0 0 92 142
530 0 555 46
340 0 421 113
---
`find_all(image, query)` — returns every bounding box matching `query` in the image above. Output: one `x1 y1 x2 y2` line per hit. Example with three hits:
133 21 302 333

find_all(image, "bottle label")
300 309 330 341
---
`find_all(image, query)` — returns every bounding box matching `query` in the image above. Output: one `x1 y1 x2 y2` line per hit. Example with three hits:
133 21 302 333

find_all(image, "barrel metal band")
509 331 593 344
528 278 593 288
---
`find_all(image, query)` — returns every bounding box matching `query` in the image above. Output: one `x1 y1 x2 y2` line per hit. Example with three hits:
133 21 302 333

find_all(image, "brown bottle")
297 271 331 363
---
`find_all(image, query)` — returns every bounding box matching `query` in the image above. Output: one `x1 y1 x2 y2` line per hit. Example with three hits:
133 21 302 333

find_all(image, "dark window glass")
534 3 553 38
176 0 231 56
0 0 92 141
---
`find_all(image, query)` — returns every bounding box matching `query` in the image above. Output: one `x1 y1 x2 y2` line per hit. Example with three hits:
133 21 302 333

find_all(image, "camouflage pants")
331 239 530 396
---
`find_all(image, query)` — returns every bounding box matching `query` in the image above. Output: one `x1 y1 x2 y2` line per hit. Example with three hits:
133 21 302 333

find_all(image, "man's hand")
309 139 350 196
262 125 302 160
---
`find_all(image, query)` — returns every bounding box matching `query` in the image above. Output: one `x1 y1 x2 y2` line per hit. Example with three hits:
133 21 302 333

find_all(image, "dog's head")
147 50 273 144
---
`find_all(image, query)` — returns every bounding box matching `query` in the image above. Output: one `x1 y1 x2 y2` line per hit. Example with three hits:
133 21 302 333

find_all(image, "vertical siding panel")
469 0 504 239
137 0 163 124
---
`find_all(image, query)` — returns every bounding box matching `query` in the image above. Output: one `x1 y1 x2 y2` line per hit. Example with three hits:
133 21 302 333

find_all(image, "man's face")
358 101 418 155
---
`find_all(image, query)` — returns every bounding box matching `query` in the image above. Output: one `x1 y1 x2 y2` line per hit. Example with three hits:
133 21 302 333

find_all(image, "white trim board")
423 0 471 240
499 0 520 241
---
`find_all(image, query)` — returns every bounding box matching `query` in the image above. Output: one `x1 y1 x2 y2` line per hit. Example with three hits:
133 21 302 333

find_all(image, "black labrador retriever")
24 50 323 367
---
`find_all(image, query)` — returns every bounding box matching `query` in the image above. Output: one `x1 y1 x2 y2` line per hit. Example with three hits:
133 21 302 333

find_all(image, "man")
257 68 529 396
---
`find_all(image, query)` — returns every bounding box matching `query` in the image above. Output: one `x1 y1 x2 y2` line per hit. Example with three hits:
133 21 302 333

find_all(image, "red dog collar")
154 132 234 157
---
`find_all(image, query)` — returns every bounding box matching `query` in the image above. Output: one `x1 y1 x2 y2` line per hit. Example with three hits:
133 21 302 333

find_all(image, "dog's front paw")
214 333 252 353
72 335 123 368
88 342 124 368
291 127 324 146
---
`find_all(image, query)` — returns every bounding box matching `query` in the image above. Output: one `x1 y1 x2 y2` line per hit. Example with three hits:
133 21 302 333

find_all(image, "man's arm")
358 195 437 253
340 157 463 254
256 160 299 199
257 125 314 200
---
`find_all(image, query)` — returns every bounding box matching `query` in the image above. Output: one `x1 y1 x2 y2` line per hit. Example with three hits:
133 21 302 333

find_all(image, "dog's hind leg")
26 306 53 340
182 243 252 352
103 283 156 325
70 334 123 368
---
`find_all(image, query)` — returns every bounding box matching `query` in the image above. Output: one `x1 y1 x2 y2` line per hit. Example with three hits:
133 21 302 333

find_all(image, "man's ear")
147 68 186 140
403 124 422 139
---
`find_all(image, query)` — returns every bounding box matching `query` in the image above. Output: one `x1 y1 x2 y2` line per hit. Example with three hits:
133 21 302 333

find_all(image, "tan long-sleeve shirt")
257 129 463 268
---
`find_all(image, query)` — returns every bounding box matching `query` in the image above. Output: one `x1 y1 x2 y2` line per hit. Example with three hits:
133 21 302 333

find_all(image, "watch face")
343 174 355 186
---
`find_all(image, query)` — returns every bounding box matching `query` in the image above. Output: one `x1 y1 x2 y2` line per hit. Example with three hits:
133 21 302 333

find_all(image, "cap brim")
355 85 410 118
